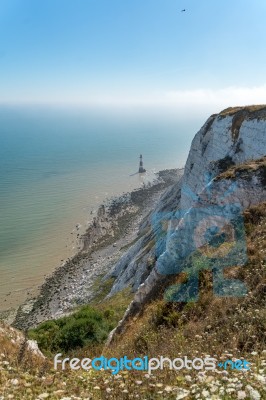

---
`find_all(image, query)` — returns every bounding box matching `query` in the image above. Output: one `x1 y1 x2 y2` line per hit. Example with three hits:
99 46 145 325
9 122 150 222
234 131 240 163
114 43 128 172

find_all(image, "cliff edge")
105 105 266 344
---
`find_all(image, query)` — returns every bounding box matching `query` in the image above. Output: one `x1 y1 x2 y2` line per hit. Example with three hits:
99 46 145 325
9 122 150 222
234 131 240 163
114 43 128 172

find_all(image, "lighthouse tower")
138 154 146 173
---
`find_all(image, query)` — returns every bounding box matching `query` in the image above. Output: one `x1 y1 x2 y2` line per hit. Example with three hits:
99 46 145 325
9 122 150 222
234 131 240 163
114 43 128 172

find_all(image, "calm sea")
0 105 202 311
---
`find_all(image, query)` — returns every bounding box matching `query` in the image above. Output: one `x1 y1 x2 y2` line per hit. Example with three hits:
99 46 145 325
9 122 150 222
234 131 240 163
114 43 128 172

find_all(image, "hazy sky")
1 0 266 113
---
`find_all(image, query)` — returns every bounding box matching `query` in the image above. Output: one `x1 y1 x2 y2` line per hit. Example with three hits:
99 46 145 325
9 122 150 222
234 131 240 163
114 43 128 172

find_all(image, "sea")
0 105 203 311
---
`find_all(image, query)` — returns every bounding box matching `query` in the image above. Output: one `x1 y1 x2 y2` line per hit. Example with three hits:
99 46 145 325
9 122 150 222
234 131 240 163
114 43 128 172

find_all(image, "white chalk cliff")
105 106 266 342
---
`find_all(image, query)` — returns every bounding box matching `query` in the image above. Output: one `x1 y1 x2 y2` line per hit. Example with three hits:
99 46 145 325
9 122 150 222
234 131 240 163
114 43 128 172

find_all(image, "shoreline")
2 168 183 329
0 167 164 313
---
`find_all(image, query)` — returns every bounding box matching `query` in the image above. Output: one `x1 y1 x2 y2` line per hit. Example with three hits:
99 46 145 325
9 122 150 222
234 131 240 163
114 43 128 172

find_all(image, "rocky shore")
9 168 183 330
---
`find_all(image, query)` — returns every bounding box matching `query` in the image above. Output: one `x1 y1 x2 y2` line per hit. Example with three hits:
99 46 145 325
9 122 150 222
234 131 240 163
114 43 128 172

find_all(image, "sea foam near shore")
11 169 183 329
0 106 196 312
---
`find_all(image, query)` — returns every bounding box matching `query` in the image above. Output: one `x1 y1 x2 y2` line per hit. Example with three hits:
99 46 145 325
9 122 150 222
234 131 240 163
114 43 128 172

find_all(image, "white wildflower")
237 391 247 400
226 388 236 394
176 388 190 399
210 385 218 393
246 385 261 400
165 386 173 392
202 389 210 398
254 374 266 384
38 394 49 399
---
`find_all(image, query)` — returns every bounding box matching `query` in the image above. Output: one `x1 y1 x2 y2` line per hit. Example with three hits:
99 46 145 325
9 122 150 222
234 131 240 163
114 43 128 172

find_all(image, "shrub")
29 306 113 354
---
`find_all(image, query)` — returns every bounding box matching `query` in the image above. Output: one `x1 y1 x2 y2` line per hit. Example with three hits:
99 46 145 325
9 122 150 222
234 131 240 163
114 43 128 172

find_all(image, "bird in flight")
181 9 186 12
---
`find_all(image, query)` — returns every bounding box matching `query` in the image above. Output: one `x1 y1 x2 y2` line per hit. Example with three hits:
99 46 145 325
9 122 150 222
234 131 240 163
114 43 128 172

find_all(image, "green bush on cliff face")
28 306 113 354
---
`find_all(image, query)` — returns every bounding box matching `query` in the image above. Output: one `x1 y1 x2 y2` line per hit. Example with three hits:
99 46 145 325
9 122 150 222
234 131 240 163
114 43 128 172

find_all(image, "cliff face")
0 321 45 365
181 106 266 210
106 106 266 342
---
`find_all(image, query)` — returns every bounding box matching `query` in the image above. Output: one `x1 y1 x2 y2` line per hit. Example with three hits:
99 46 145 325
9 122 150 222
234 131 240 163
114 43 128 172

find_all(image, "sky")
1 0 266 115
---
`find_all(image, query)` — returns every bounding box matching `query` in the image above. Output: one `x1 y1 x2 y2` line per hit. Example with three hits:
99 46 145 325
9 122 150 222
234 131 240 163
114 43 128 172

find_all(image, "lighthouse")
138 154 146 173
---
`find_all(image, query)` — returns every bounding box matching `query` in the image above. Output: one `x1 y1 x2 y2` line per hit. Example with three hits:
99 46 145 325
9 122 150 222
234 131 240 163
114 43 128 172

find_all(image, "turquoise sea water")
0 105 202 310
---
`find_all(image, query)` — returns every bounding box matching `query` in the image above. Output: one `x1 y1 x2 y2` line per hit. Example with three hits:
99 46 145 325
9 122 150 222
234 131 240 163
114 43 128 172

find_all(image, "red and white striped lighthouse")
138 154 146 173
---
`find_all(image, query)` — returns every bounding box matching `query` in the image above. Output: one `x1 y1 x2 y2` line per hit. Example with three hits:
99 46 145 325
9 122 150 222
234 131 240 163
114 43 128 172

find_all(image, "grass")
99 202 266 398
219 105 266 117
90 276 116 303
0 203 265 399
107 202 266 358
214 156 266 181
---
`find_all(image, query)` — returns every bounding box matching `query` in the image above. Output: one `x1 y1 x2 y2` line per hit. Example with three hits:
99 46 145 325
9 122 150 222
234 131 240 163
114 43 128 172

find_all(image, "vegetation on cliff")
0 202 265 399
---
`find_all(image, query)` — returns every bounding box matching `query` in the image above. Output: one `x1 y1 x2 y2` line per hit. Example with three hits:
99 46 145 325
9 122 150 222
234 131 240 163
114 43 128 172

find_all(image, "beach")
8 168 183 330
0 106 196 313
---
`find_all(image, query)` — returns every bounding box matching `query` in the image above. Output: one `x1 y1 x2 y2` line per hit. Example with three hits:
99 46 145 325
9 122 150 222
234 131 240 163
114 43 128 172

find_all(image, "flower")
246 385 261 400
176 388 190 399
237 391 247 400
